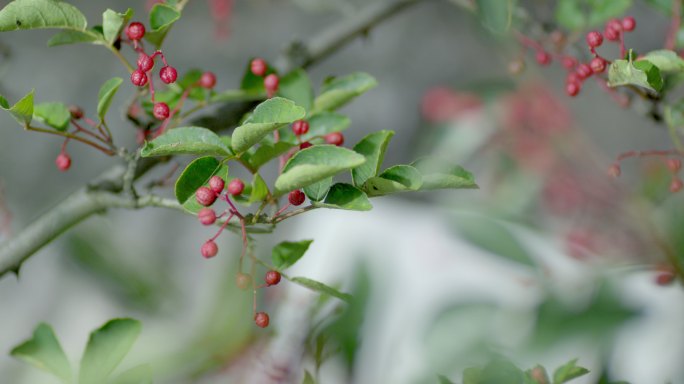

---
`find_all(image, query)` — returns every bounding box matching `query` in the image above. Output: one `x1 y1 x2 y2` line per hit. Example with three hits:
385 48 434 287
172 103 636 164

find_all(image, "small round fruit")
561 56 577 69
160 66 178 84
670 178 683 193
200 71 217 89
566 81 580 97
604 25 620 41
131 69 148 87
227 178 245 196
126 22 146 41
264 74 279 94
153 102 170 120
590 57 606 73
576 63 593 79
137 53 154 72
586 31 603 48
622 16 636 32
250 58 267 76
535 51 551 66
196 186 217 206
667 158 682 172
299 141 312 150
68 105 84 120
292 120 310 136
198 208 217 226
201 240 219 259
254 312 270 328
55 153 71 172
288 190 306 206
236 273 252 290
324 132 344 146
265 270 281 286
209 176 225 194
656 271 675 286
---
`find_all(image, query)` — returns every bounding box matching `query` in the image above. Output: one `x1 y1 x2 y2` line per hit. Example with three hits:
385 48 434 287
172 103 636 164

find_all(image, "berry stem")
70 119 109 143
270 205 317 224
26 124 116 155
617 149 684 162
154 86 193 138
273 202 292 218
666 0 682 50
514 30 544 52
209 211 235 241
619 33 626 58
84 117 112 142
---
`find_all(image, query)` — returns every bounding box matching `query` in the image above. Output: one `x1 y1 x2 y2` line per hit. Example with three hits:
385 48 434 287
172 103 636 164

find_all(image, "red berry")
667 158 682 172
208 176 225 194
196 186 217 206
236 273 252 290
535 51 551 66
153 102 170 120
607 19 623 32
265 270 281 286
622 16 636 32
656 271 676 286
137 53 154 72
288 190 306 206
131 69 148 87
264 74 279 96
608 164 621 178
292 120 310 136
68 105 83 120
254 312 270 328
126 22 146 41
201 240 219 259
566 72 581 84
576 63 593 79
160 66 178 84
198 208 217 225
299 141 312 150
55 153 71 172
566 81 580 97
200 71 216 89
590 57 606 74
250 58 267 76
670 178 683 193
227 178 245 196
586 31 603 48
324 132 344 146
605 25 620 41
561 56 577 69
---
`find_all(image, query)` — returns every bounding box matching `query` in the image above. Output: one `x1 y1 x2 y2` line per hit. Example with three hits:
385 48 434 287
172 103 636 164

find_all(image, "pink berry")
250 58 267 76
577 63 593 79
209 176 225 194
55 153 71 172
265 270 281 286
196 186 217 206
562 56 577 69
288 190 306 206
264 74 279 96
608 164 621 178
198 208 217 225
292 120 309 136
535 51 551 66
586 31 603 48
590 57 606 73
567 72 581 84
227 178 245 196
126 22 146 41
201 240 219 259
670 178 683 193
137 53 154 72
160 66 178 84
200 71 216 89
324 132 344 146
622 16 636 32
667 158 682 172
607 19 623 32
299 141 312 150
153 102 170 120
566 81 580 97
254 312 269 328
131 69 148 87
236 273 252 290
68 105 83 120
605 25 620 41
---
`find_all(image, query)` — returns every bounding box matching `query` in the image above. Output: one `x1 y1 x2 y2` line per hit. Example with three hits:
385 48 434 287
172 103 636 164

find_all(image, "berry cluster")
250 58 279 97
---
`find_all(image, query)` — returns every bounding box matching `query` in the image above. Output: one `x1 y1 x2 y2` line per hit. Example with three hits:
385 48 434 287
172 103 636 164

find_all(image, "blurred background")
1 0 684 383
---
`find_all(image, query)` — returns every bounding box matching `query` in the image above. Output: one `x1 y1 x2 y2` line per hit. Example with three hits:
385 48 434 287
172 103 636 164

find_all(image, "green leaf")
79 319 142 384
0 0 87 32
278 69 314 112
314 183 372 211
362 165 423 197
47 29 100 46
475 0 515 34
272 240 313 270
110 364 152 384
553 359 590 384
175 156 222 204
245 141 295 170
555 0 585 30
0 89 34 126
234 173 269 205
640 49 684 72
10 323 72 382
302 112 350 141
608 58 663 92
102 8 133 46
231 97 306 153
312 72 377 113
240 58 275 94
412 158 478 190
97 77 123 121
587 0 632 27
274 145 366 195
438 375 455 384
303 177 332 201
144 3 180 48
33 102 70 131
480 358 525 384
463 367 483 384
352 130 395 187
291 276 353 303
141 127 232 157
210 89 264 103
302 370 316 384
555 0 632 30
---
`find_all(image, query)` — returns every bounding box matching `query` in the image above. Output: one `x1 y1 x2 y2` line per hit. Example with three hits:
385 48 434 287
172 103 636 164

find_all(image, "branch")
0 0 428 278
